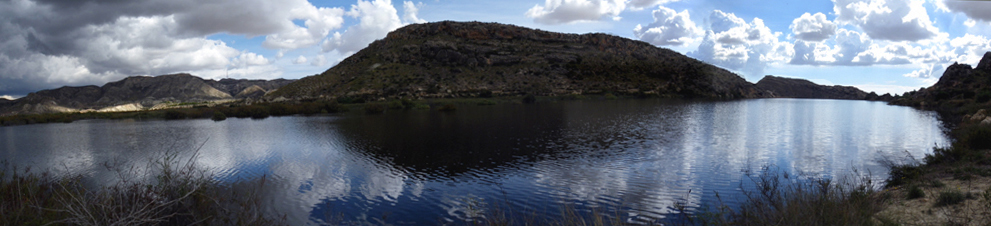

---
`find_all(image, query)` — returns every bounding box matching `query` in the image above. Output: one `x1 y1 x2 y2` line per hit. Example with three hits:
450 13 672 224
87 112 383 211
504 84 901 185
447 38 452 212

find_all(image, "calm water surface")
1 99 949 224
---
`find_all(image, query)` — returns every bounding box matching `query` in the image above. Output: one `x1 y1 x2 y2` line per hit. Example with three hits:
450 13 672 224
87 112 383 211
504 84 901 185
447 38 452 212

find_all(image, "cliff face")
891 52 991 110
1 74 295 115
756 76 868 100
271 21 768 100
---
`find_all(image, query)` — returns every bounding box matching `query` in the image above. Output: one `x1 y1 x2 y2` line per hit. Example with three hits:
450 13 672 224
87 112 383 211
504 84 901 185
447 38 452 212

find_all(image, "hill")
270 21 769 100
1 74 294 116
755 75 869 100
891 52 991 113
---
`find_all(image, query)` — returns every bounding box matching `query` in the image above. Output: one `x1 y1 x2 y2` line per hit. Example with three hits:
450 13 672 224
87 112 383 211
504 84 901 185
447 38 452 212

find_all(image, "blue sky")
1 0 990 99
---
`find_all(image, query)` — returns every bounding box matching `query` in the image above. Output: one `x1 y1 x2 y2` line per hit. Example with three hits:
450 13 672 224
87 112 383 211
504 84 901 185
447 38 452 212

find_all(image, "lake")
0 98 949 224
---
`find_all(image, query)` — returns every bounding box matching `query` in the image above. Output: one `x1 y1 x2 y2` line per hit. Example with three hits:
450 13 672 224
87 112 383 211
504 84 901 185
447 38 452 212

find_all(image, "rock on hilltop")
270 21 768 100
1 74 294 115
756 75 869 100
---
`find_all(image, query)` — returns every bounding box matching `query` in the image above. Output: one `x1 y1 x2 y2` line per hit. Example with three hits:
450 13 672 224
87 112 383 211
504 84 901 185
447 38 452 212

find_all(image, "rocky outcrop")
756 75 869 100
270 21 769 100
1 73 295 116
891 51 991 110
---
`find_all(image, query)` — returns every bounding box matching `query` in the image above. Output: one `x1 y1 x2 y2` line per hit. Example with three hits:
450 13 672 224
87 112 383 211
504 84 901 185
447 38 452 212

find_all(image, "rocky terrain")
0 73 294 116
891 52 991 112
755 75 869 100
270 21 769 100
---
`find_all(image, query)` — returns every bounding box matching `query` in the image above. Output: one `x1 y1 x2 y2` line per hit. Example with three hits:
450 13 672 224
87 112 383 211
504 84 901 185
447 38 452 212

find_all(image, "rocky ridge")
755 75 869 100
891 51 991 111
270 21 769 100
1 74 294 116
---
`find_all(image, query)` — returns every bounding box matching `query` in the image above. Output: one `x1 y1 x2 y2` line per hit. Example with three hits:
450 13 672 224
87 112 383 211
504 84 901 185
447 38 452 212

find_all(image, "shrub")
963 126 991 150
245 106 270 119
211 111 227 121
387 100 405 109
886 164 924 188
977 91 991 103
907 186 925 199
935 189 968 207
693 166 885 226
364 104 386 114
604 93 618 100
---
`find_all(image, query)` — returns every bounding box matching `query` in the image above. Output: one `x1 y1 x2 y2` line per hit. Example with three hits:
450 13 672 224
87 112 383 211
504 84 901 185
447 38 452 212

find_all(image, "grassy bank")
0 150 284 226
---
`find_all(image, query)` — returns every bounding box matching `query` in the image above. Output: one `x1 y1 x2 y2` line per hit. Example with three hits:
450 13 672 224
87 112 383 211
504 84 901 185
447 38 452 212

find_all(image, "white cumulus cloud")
633 5 702 46
403 1 427 24
292 55 308 64
689 10 793 78
526 0 627 24
833 0 940 41
790 12 837 42
322 0 405 55
262 5 346 50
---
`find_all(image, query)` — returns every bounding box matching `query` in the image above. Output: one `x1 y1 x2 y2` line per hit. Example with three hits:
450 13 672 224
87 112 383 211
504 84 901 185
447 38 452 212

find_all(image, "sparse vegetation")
907 186 925 199
935 189 969 207
0 149 284 225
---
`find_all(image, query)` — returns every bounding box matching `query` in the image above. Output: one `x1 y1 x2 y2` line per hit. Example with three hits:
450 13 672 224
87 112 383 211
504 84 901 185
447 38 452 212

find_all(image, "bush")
977 91 991 103
963 126 991 150
604 93 618 100
693 166 885 226
211 111 227 121
886 164 925 187
387 100 405 109
907 186 925 199
364 104 386 114
245 106 270 119
935 189 968 207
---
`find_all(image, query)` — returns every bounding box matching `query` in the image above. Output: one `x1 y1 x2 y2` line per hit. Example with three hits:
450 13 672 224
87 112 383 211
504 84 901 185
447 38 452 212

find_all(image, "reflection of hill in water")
332 103 572 176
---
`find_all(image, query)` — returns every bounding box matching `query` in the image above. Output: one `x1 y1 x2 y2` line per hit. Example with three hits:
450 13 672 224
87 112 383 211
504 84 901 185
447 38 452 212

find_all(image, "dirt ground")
878 177 991 225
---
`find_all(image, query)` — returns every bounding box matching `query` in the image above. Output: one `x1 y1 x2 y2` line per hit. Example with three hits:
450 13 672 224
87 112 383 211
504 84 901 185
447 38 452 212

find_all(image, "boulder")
972 109 987 122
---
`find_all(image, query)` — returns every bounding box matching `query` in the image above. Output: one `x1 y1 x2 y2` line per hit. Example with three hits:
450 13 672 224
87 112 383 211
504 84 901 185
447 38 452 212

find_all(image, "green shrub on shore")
211 111 227 121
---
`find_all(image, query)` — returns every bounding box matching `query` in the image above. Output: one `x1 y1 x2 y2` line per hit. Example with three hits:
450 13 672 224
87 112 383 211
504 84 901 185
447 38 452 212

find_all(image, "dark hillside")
271 21 768 100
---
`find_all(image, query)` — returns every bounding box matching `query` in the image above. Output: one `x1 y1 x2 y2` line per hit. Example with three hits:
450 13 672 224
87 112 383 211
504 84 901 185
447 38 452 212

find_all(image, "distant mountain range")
269 21 770 100
0 74 293 116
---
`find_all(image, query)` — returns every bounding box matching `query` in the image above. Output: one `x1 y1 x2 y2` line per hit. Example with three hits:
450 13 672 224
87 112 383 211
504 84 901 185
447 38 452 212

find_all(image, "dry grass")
0 144 284 226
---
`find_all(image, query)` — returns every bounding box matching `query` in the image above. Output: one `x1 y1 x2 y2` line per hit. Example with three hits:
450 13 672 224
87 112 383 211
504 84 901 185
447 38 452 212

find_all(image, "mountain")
756 75 869 100
270 21 769 100
891 51 991 111
1 73 294 116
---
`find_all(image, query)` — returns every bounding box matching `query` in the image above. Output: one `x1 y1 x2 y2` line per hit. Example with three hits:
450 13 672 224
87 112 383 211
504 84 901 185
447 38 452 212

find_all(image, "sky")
1 0 990 99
